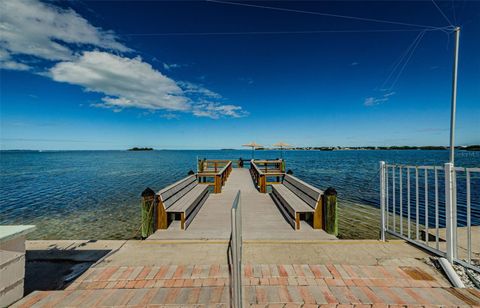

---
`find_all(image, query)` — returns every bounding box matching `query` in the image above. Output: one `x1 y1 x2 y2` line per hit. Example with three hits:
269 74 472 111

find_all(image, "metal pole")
449 27 460 164
380 161 386 241
444 162 455 263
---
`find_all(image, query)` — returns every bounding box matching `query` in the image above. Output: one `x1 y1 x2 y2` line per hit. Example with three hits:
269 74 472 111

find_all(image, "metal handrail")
380 161 479 273
230 190 242 308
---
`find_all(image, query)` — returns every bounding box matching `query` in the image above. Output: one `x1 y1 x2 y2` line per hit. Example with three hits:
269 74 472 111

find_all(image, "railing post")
260 175 266 193
444 162 455 263
380 161 386 241
215 174 221 193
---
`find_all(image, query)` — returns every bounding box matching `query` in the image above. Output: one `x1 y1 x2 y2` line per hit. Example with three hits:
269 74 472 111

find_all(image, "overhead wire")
431 0 454 26
122 0 457 96
389 31 426 90
451 0 457 25
123 29 430 36
381 31 425 90
207 0 450 30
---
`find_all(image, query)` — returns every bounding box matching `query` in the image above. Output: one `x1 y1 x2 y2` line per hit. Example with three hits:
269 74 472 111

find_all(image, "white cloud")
0 0 130 65
364 91 395 107
0 0 247 119
0 60 30 71
50 51 189 111
178 81 222 99
163 63 184 70
0 49 30 71
49 51 245 118
192 101 248 119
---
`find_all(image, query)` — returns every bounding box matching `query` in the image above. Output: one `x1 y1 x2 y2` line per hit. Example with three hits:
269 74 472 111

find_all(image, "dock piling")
140 187 156 238
324 187 338 236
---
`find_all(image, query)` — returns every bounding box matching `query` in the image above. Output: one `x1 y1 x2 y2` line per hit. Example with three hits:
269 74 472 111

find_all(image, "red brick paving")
12 263 480 307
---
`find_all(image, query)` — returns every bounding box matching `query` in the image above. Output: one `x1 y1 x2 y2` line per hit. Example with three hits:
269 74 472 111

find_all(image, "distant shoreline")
258 145 480 151
1 145 479 152
127 147 153 151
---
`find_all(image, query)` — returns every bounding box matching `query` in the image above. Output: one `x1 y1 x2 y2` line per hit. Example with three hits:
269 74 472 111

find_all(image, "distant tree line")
128 147 154 151
257 145 480 151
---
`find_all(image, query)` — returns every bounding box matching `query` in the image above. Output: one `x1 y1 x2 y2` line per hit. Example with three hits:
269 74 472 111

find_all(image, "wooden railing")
250 159 285 193
197 160 233 193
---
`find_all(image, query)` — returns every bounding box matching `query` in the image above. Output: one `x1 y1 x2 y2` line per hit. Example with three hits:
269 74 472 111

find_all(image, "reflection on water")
0 150 478 239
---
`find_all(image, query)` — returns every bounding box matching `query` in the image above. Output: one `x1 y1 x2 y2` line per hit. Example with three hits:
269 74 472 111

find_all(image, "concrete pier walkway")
147 168 336 241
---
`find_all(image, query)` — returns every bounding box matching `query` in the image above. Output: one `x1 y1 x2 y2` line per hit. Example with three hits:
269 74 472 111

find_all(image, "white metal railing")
380 161 479 273
229 190 242 308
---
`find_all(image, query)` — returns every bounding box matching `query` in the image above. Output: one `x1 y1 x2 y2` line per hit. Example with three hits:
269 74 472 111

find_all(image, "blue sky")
0 0 479 150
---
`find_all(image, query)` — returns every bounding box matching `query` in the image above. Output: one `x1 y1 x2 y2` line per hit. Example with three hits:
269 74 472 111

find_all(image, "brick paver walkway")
12 264 480 307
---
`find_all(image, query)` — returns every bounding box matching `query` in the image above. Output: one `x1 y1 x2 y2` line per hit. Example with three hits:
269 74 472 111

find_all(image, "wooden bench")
156 175 209 230
271 174 323 230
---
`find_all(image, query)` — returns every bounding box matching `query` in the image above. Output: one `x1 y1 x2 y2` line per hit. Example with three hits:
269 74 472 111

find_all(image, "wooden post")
156 196 168 230
324 187 338 236
260 175 266 193
313 197 323 230
214 174 221 193
141 187 156 238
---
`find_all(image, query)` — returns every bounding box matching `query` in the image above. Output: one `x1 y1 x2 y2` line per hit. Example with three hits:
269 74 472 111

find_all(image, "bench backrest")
283 174 323 209
158 175 197 209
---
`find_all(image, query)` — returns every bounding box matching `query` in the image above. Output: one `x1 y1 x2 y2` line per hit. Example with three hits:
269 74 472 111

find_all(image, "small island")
128 147 154 151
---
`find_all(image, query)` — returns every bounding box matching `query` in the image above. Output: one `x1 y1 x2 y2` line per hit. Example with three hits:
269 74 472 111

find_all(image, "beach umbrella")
242 142 263 159
273 141 292 158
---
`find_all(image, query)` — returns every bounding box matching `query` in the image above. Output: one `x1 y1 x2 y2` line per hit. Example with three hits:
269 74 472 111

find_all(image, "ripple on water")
0 150 478 239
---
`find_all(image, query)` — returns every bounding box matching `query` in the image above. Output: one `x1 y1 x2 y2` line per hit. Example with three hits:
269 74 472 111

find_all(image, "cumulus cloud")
364 91 395 107
0 0 130 65
49 51 245 118
50 51 189 111
0 0 246 119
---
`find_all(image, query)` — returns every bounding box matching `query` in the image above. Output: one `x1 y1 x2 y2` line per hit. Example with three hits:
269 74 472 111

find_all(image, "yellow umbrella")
272 141 292 158
242 141 263 159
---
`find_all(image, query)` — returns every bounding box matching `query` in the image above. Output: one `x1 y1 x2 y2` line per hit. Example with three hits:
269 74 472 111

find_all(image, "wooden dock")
12 163 480 307
147 168 336 241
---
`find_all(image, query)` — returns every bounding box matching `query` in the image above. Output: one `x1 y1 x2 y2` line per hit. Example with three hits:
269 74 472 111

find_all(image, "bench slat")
184 187 209 229
159 175 196 201
284 175 322 208
162 180 197 209
271 191 296 229
272 184 314 214
156 175 211 230
167 185 207 215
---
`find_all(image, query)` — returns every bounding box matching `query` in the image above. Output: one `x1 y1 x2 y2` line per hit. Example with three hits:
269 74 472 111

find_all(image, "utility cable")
207 0 450 30
389 31 426 90
381 31 425 90
431 0 454 26
123 28 430 36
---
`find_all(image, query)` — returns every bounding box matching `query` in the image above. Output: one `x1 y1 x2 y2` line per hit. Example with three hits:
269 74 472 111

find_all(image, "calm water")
1 150 479 239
